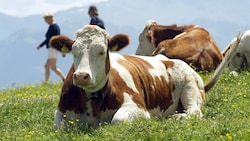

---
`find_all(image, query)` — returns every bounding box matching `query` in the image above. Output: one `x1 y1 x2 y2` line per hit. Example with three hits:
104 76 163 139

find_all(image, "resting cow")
50 25 240 129
222 30 250 76
136 20 223 72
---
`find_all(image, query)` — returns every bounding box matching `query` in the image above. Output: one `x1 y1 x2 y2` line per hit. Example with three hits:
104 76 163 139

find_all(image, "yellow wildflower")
226 133 232 140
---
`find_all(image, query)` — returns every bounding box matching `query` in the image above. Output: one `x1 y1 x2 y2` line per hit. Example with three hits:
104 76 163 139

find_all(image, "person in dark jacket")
36 12 65 83
88 5 105 29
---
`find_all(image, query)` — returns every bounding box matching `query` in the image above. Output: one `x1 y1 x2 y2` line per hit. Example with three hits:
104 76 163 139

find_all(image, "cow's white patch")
173 32 186 39
54 110 64 129
153 47 165 55
135 54 170 81
83 98 96 126
111 93 150 124
148 104 177 117
194 25 202 28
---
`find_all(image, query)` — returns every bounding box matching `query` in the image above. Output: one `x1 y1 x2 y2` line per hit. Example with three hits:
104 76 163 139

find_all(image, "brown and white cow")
222 30 250 76
136 20 223 72
50 25 240 129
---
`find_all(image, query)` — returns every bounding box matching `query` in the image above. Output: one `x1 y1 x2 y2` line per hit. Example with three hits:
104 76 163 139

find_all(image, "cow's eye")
99 51 104 55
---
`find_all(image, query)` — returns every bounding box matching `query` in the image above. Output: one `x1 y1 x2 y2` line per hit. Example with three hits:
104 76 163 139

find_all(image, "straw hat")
43 12 54 18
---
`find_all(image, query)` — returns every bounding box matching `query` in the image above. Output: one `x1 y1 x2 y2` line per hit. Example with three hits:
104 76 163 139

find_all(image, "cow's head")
136 20 188 56
50 25 130 92
135 20 157 56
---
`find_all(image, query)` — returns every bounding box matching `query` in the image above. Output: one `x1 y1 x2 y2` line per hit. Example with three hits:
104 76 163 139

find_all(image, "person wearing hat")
88 5 105 29
36 12 65 83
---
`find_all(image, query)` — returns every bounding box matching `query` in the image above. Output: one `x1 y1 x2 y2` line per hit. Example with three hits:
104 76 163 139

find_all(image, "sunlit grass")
0 71 249 140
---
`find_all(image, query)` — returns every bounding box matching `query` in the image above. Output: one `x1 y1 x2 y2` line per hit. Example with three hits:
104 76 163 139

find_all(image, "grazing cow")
50 25 240 129
136 20 223 72
222 30 250 76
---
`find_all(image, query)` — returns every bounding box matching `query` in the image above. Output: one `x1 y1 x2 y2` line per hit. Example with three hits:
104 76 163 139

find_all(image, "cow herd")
49 20 246 129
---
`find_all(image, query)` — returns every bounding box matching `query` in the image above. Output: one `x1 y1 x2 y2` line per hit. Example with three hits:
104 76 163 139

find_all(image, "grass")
0 71 249 141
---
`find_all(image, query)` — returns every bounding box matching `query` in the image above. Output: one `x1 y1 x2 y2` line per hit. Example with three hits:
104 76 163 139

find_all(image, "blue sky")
0 0 107 17
1 0 249 23
0 0 250 31
1 0 250 30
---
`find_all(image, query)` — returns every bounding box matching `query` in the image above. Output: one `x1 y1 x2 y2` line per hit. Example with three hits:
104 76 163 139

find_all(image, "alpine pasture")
0 71 249 140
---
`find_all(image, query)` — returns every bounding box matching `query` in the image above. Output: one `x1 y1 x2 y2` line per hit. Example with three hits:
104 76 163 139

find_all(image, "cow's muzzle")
73 72 90 85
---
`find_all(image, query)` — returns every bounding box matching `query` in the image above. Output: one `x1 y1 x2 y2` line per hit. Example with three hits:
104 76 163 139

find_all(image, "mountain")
0 0 249 89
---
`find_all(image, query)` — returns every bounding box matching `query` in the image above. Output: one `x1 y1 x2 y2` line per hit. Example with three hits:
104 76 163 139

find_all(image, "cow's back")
154 26 222 71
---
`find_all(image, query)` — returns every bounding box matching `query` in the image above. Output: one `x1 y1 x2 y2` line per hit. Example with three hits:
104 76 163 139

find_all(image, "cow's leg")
111 94 150 124
181 89 204 117
244 50 250 68
111 106 150 124
54 110 81 129
228 53 245 76
64 110 79 126
54 110 64 129
173 80 204 119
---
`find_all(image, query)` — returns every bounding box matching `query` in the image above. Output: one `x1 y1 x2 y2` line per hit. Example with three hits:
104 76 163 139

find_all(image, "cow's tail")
204 33 242 92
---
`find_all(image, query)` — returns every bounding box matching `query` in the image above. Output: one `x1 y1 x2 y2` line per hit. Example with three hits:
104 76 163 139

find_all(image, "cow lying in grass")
222 30 250 76
136 20 223 72
50 25 240 129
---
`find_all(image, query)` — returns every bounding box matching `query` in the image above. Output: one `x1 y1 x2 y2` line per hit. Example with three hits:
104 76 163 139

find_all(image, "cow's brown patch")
162 60 174 69
99 71 127 111
116 55 174 111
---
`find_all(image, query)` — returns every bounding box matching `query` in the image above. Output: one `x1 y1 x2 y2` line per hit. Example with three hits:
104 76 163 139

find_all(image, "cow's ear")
145 31 154 43
49 35 74 53
108 34 130 51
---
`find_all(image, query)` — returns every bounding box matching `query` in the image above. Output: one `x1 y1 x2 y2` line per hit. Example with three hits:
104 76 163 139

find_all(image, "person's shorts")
48 47 59 59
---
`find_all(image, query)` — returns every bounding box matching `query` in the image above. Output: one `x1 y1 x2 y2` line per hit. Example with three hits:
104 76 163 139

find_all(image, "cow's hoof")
229 71 238 77
171 113 188 120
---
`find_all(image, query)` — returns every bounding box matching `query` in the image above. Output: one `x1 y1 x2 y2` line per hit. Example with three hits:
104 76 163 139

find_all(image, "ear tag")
110 44 118 51
61 45 70 53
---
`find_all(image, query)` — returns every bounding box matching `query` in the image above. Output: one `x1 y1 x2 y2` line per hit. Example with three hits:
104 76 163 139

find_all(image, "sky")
0 0 107 17
1 0 250 88
1 0 249 27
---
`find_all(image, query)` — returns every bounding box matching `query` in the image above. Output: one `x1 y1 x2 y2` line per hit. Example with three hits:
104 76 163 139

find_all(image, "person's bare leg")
50 58 65 81
45 59 51 83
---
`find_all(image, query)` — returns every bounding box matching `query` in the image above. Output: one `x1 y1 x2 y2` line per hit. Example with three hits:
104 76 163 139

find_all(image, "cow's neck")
83 75 109 93
89 89 104 103
87 81 108 109
85 81 108 126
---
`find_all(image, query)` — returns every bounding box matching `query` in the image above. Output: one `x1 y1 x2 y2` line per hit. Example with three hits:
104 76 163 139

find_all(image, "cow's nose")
73 72 90 85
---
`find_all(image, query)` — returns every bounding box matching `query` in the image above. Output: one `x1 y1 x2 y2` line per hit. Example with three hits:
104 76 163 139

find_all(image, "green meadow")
0 71 249 141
